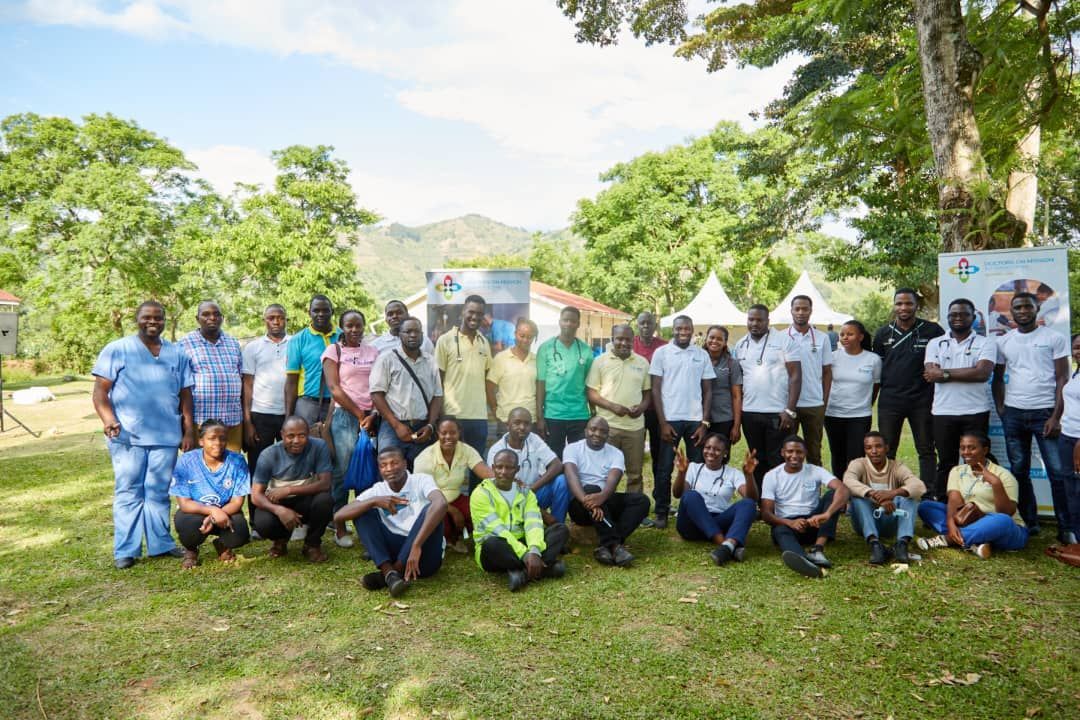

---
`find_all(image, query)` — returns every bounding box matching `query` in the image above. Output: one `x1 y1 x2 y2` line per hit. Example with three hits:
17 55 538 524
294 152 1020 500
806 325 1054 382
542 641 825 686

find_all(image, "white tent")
769 270 853 326
661 271 745 328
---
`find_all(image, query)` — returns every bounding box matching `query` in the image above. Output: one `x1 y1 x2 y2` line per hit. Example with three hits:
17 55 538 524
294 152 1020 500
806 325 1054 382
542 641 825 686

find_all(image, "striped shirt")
178 331 244 426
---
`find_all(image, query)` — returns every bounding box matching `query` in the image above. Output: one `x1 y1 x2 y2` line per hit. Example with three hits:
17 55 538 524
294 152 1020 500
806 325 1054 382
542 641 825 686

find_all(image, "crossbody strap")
394 350 431 412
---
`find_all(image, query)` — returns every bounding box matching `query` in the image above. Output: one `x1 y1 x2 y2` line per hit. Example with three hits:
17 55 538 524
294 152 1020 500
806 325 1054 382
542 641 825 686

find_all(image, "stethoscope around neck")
738 330 770 365
788 325 818 353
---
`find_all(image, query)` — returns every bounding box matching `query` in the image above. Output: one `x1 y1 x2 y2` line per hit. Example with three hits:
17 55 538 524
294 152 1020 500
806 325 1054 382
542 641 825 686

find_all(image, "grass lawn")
2 426 1079 719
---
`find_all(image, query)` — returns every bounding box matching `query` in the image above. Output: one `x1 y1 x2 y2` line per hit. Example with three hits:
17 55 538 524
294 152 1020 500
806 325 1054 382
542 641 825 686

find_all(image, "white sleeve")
761 471 776 501
562 442 580 468
782 335 800 363
820 340 833 366
534 436 558 469
241 343 256 375
648 347 664 376
924 339 940 365
977 336 998 364
1052 330 1069 360
871 354 882 382
608 445 626 472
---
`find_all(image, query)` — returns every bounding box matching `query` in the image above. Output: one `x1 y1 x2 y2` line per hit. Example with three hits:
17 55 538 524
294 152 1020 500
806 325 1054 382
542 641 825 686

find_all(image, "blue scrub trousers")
108 441 179 559
532 474 571 523
675 492 756 545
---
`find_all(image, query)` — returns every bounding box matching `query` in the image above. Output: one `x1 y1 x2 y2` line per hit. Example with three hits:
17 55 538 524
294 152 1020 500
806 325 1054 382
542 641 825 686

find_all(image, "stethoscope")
454 328 488 363
935 334 976 363
738 330 770 366
788 325 818 353
689 461 729 495
551 338 585 372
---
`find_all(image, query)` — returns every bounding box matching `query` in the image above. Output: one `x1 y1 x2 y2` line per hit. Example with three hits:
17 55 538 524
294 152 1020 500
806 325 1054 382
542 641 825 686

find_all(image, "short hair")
960 430 991 449
198 418 227 437
400 315 422 329
384 299 406 311
437 416 460 430
515 317 538 334
282 415 310 431
781 434 807 449
492 448 519 466
338 309 366 327
463 294 486 307
748 304 769 315
561 306 581 319
508 407 533 421
893 288 919 302
1011 291 1039 307
264 303 286 315
135 300 164 317
705 325 728 339
309 294 333 310
702 432 730 449
863 431 887 445
672 315 693 326
196 299 221 314
791 294 813 307
611 323 633 336
377 445 405 460
948 298 976 314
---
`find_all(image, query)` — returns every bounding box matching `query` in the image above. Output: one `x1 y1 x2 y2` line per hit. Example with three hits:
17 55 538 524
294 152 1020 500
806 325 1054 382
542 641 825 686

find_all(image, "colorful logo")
434 274 462 300
948 257 980 283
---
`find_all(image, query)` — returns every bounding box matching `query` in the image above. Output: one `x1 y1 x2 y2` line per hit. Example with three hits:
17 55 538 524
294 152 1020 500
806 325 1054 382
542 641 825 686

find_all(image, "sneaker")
114 557 136 570
894 539 911 564
917 534 949 551
1059 530 1078 545
507 569 529 592
782 550 823 578
593 545 615 566
385 570 408 597
290 524 308 542
447 539 469 554
806 546 832 568
640 517 657 528
334 533 355 548
361 571 387 591
869 540 889 566
250 528 263 541
612 545 634 567
711 544 734 566
653 514 668 530
543 560 567 579
969 543 992 560
733 546 746 563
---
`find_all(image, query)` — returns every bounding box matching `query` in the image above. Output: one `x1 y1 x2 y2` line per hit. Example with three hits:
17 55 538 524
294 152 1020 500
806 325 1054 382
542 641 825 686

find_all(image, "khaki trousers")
607 426 646 494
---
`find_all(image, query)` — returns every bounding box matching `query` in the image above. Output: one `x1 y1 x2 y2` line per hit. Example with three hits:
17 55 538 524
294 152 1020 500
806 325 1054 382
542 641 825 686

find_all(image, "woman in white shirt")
824 320 882 479
1054 333 1080 544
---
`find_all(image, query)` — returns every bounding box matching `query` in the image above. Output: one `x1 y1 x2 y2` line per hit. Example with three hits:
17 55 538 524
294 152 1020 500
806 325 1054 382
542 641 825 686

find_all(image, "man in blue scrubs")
93 301 197 569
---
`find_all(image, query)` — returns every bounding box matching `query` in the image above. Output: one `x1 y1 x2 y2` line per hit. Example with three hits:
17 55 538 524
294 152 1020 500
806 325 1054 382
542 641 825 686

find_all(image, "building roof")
0 289 21 304
529 280 629 318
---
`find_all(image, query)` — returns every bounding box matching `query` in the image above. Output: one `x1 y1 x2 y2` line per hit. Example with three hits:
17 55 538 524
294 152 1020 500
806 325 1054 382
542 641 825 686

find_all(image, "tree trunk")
1005 122 1040 244
913 0 1025 252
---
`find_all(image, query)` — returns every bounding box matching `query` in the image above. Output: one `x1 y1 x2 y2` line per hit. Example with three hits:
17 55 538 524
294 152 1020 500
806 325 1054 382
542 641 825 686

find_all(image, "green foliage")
850 291 895 335
444 234 590 294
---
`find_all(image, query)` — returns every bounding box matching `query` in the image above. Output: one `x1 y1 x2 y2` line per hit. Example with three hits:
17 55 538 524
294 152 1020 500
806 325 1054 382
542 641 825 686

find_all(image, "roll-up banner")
938 246 1070 515
425 269 532 352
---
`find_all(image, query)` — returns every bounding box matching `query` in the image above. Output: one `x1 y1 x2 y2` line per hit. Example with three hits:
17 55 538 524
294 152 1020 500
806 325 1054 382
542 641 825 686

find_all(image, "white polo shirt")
356 472 440 537
649 342 716 422
241 334 290 415
787 326 832 408
826 350 881 418
563 439 625 488
761 463 834 518
924 332 997 415
1060 372 1080 437
996 326 1069 409
684 462 744 514
487 432 559 488
733 329 800 414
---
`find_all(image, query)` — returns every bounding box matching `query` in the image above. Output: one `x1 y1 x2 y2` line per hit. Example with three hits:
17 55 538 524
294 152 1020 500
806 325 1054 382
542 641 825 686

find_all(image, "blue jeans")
676 493 756 545
457 418 489 492
108 441 179 559
532 474 570 523
654 420 705 516
918 500 1029 551
355 506 444 578
330 407 361 513
1055 434 1080 536
377 417 433 470
1001 406 1070 531
849 495 918 542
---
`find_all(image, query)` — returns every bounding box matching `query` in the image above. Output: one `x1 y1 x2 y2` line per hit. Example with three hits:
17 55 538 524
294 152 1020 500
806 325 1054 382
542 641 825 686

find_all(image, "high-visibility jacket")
469 479 546 566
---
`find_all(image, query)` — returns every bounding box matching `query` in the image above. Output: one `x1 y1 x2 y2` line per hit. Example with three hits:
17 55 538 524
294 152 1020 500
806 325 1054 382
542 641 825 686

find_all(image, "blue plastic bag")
343 427 378 493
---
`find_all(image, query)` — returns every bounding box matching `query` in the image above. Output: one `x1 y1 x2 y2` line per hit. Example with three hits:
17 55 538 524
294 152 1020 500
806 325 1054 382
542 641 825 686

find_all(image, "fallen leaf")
548 629 559 636
570 608 581 617
393 601 410 610
678 597 698 604
212 625 229 632
910 692 926 702
375 645 383 651
1026 707 1041 718
462 631 475 637
506 622 523 628
345 655 356 661
542 677 556 684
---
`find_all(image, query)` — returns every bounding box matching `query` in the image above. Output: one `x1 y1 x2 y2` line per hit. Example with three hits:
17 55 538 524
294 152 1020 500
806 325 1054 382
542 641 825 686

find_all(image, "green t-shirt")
536 337 593 420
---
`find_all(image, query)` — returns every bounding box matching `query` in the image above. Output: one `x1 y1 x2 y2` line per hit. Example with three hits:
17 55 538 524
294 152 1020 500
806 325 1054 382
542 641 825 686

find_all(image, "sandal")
269 539 288 558
213 539 237 563
302 544 328 564
180 549 199 569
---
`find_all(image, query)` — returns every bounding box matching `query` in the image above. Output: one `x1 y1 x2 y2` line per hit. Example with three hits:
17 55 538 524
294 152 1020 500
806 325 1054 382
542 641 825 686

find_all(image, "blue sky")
1 0 801 230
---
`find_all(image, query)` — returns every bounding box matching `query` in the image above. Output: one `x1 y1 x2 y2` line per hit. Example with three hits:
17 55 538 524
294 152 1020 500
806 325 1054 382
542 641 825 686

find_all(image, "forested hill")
353 214 578 301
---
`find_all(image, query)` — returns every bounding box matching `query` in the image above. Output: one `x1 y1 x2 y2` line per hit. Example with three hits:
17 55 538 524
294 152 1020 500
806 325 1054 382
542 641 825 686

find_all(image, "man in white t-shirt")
648 315 715 528
733 305 802 491
241 304 290 477
761 435 849 578
788 296 833 467
992 291 1071 537
335 446 448 597
923 298 997 501
564 416 651 566
487 407 570 522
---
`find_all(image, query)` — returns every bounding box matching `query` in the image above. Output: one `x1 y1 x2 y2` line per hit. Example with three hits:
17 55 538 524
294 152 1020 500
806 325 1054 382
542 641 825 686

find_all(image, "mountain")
353 214 576 302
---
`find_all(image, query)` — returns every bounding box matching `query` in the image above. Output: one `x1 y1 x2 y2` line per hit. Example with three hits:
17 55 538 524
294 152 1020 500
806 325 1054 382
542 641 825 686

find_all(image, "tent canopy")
769 270 853 326
661 271 745 328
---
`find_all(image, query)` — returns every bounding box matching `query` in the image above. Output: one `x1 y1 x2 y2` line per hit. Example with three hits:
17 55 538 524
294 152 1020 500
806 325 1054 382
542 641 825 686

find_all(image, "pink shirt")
322 343 379 411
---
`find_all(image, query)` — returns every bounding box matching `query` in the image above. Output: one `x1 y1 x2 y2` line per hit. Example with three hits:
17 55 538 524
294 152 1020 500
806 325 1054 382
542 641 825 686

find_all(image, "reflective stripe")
524 511 543 521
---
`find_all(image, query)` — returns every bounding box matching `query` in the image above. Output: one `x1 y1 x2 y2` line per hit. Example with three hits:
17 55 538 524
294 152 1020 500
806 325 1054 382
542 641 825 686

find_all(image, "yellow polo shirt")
586 350 651 431
487 348 537 422
435 328 492 419
413 441 485 502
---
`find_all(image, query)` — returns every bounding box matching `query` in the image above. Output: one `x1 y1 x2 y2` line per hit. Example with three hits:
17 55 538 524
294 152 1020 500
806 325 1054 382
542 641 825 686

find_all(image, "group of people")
92 286 1078 590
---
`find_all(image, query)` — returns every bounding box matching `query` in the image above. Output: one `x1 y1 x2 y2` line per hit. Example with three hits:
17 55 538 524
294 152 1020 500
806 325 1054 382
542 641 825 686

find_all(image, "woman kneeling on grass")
916 431 1028 559
169 419 251 569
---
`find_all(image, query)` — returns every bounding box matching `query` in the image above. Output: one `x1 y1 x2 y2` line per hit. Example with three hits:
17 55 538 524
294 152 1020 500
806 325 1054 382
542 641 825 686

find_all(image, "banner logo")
434 274 462 300
948 256 980 283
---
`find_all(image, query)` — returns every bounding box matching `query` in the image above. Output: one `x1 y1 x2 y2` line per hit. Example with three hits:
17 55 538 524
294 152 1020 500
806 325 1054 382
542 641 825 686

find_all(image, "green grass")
2 434 1079 720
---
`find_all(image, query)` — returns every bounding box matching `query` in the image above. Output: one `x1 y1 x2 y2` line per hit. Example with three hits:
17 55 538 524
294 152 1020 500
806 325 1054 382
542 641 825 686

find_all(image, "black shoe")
869 540 888 566
782 550 823 578
150 548 184 559
361 571 387 591
894 539 911 564
593 545 615 565
385 570 408 598
507 569 529 592
653 514 668 530
806 545 832 568
543 560 567 579
612 545 634 567
114 557 136 570
711 544 734 566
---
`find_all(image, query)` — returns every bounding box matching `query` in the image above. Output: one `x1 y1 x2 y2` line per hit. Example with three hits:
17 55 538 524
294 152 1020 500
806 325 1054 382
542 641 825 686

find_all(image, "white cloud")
186 145 277 194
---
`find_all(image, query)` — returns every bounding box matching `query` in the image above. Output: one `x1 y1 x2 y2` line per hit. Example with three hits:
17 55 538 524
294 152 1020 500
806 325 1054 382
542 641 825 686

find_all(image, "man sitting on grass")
486 407 571 523
336 446 448 597
564 416 651 567
471 449 570 591
761 435 849 578
250 416 333 563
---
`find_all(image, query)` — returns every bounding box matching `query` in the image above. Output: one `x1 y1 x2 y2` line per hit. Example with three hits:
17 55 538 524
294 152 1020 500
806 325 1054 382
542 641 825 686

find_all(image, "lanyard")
788 326 818 353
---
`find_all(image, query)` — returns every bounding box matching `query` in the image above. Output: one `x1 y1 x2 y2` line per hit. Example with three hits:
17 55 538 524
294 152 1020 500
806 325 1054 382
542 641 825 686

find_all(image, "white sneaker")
290 524 308 541
968 543 991 559
334 533 355 548
916 534 948 551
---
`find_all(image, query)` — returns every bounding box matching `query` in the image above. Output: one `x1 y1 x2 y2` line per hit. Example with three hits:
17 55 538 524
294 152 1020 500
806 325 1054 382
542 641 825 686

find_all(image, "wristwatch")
700 420 711 428
942 370 951 381
783 408 797 419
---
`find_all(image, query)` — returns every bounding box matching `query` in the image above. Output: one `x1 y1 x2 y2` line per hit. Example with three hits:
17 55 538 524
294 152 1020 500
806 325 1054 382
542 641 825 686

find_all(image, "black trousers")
741 412 786 492
644 408 662 484
931 411 990 501
824 415 872 479
174 510 250 551
568 485 651 547
252 492 333 545
544 418 587 459
878 403 936 489
479 523 570 572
